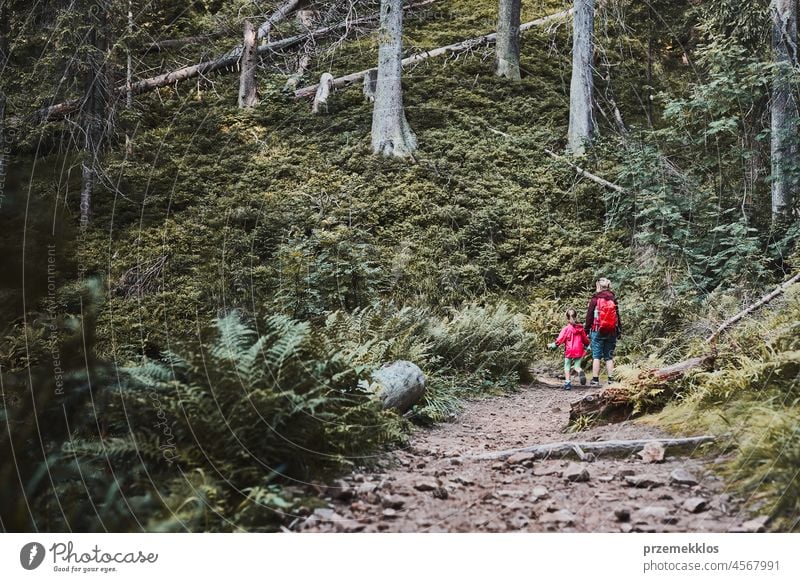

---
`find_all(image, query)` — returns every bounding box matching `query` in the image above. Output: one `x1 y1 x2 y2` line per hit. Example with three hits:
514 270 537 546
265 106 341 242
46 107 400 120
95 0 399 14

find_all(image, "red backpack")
594 297 618 335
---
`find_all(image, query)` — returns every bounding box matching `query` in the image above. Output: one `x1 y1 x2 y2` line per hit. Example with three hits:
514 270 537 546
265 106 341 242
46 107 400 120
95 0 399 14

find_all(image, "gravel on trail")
296 379 754 533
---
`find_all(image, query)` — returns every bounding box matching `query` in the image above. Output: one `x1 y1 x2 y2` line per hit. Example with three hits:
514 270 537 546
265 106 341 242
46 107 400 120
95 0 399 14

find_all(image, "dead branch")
294 8 574 99
544 148 626 193
115 255 168 298
706 271 800 344
471 436 716 461
257 0 304 41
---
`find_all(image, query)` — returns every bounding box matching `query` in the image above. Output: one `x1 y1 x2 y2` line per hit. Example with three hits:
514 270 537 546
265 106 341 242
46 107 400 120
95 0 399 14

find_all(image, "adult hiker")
584 277 622 387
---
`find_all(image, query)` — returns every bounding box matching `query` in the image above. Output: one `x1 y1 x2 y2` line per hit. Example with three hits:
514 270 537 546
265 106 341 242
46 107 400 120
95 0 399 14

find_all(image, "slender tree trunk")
126 0 133 109
0 93 6 193
238 20 259 108
80 0 110 227
496 0 521 79
0 0 7 191
770 0 798 228
567 0 595 155
371 0 417 157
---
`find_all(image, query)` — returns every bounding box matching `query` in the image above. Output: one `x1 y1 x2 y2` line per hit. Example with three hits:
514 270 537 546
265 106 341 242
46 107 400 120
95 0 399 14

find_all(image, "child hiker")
548 308 590 390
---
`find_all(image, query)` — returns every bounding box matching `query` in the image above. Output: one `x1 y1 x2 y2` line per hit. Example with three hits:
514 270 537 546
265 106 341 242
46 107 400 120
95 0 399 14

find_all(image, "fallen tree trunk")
569 354 716 422
471 436 716 461
15 0 437 125
257 0 303 40
294 7 573 99
706 271 800 344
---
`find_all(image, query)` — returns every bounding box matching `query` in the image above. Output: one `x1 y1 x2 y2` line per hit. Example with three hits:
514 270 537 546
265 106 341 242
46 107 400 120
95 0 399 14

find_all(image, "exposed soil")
296 379 762 533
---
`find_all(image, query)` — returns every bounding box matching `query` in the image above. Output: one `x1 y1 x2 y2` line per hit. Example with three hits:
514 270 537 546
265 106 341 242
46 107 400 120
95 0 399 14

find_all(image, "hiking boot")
563 381 572 390
579 370 587 386
589 378 601 387
607 377 615 386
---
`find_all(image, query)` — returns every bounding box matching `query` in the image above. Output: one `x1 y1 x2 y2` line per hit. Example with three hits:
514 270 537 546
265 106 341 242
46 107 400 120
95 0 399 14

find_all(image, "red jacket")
584 290 622 336
555 323 590 358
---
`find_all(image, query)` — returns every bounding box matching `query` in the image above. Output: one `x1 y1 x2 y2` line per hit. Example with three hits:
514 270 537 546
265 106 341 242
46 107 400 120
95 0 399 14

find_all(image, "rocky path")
296 379 764 533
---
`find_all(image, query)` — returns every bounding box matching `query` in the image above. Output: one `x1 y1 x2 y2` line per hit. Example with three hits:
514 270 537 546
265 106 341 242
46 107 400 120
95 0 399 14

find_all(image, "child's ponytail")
566 308 578 325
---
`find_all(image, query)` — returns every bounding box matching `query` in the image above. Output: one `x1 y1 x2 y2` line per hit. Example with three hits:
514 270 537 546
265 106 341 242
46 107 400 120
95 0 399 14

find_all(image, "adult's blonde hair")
597 277 611 290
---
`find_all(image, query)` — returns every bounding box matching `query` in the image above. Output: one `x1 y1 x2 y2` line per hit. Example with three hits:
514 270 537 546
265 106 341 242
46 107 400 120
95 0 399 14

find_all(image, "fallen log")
569 354 716 422
257 0 303 41
706 271 800 344
471 436 716 461
15 1 438 125
294 8 573 99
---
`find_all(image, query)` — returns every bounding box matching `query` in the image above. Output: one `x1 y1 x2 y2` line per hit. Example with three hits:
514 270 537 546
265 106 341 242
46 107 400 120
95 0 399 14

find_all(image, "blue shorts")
590 331 616 361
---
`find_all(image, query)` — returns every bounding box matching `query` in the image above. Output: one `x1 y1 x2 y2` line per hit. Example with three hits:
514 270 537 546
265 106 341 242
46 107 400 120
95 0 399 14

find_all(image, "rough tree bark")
496 0 521 79
770 0 798 228
80 1 110 227
238 20 259 108
0 93 6 188
371 0 417 157
0 0 7 187
567 0 595 155
126 0 133 108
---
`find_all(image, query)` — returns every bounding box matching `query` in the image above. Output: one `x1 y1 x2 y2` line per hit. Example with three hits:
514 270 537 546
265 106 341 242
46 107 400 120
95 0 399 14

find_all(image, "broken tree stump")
363 69 377 102
312 73 334 114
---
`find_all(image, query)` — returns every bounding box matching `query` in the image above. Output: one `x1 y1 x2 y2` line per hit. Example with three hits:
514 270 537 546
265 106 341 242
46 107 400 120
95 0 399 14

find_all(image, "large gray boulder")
371 360 426 413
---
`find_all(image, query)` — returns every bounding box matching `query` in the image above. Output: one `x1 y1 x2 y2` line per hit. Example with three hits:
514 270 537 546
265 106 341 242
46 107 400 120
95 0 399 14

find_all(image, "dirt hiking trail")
296 379 763 533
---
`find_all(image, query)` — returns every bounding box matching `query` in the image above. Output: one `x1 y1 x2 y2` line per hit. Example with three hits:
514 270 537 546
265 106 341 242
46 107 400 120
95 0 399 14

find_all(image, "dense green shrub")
59 312 406 531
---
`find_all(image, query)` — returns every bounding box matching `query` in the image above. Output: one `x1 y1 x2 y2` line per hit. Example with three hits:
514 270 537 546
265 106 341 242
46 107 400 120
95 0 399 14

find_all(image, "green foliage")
63 311 406 531
655 287 800 529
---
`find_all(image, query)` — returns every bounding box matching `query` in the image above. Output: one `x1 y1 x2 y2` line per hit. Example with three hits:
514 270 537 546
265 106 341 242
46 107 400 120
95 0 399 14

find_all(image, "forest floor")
296 375 767 533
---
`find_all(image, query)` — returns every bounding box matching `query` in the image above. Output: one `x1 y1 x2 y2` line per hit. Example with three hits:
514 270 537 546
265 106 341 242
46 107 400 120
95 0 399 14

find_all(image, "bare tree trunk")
770 0 798 228
0 93 6 193
371 0 417 156
126 0 133 109
80 0 110 227
496 0 521 79
567 0 595 155
238 20 259 108
0 1 7 191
